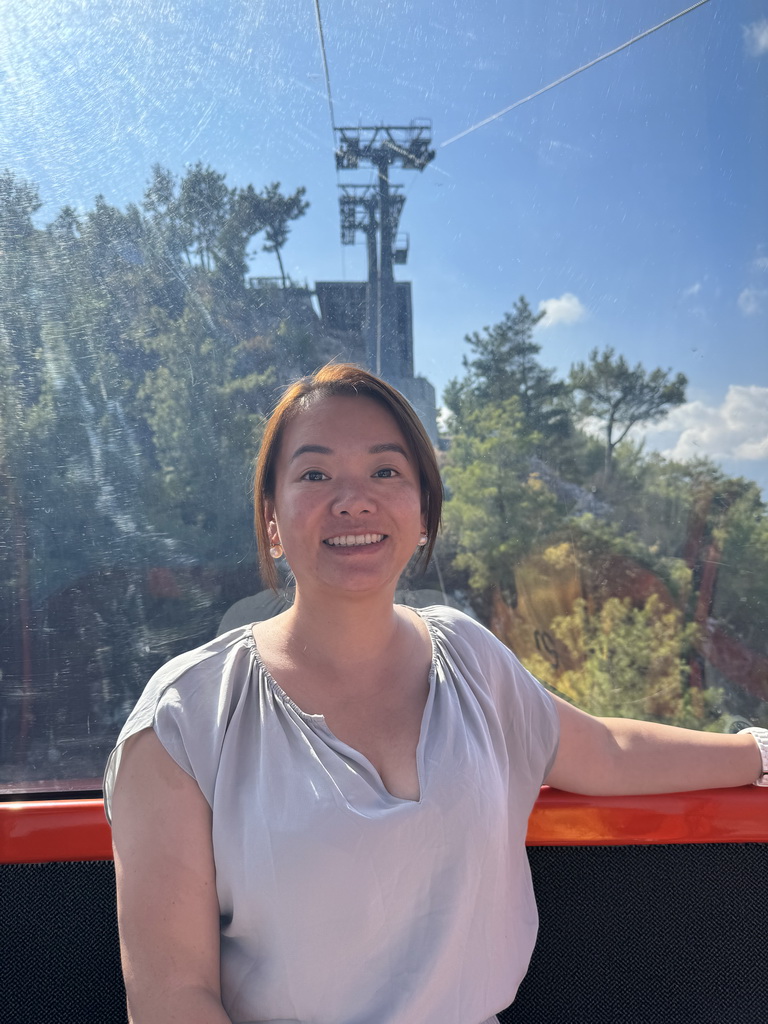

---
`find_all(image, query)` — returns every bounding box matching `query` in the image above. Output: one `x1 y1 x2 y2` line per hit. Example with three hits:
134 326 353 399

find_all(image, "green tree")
523 595 716 727
137 305 264 563
704 478 768 656
178 163 231 272
0 173 55 749
217 184 267 286
442 398 557 612
445 297 570 447
259 182 310 288
570 347 687 482
0 171 45 406
0 167 319 779
168 164 309 289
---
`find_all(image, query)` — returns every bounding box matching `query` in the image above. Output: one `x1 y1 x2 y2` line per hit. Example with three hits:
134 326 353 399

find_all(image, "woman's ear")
264 500 279 543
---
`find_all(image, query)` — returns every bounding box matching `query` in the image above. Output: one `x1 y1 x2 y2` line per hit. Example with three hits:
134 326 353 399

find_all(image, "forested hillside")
437 298 768 731
1 170 765 783
0 166 314 777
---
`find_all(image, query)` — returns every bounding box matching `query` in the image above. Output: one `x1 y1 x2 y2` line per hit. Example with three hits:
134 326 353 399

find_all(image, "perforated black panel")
499 843 768 1024
2 846 766 1023
0 861 126 1024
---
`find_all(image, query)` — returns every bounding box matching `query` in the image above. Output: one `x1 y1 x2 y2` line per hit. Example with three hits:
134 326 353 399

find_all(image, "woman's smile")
323 533 386 547
266 394 425 594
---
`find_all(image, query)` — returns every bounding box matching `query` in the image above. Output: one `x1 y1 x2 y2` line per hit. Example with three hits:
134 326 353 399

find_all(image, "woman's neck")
282 586 406 672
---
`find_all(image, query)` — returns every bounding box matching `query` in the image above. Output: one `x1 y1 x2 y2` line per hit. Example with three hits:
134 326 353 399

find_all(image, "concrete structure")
314 279 438 444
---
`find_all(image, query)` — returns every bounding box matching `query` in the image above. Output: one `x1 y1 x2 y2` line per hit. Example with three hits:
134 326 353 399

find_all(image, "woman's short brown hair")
254 363 443 589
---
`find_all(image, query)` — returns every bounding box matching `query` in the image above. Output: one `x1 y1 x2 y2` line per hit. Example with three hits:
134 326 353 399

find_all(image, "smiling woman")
265 396 425 594
1 1 767 1021
0 0 765 795
103 362 765 1024
253 362 442 590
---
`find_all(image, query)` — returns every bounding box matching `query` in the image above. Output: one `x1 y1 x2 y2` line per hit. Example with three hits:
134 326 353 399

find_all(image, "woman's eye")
374 468 398 478
302 470 327 481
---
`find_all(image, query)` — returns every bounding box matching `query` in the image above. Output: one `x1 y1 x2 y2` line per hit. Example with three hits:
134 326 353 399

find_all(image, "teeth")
325 534 384 547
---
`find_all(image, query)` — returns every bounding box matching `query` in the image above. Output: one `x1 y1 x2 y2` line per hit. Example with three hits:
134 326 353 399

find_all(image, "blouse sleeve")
102 628 253 823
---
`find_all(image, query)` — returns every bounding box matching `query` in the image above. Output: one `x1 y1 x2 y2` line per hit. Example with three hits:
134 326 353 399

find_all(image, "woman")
105 363 766 1024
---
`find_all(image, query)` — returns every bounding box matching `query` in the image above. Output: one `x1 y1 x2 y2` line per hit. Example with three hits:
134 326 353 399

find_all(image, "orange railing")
2 786 766 865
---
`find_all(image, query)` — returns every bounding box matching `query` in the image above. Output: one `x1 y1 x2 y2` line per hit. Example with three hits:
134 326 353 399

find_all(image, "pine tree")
445 296 570 448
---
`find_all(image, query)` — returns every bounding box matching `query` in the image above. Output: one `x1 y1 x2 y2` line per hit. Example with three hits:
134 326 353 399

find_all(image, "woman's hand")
111 729 232 1024
545 695 764 795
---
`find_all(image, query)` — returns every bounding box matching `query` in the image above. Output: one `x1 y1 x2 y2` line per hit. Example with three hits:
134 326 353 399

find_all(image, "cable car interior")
1 2 766 1021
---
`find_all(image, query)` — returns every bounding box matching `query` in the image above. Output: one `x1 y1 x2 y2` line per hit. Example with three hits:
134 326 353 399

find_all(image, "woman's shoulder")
116 626 256 743
149 624 255 694
416 603 495 646
104 625 257 819
417 604 547 692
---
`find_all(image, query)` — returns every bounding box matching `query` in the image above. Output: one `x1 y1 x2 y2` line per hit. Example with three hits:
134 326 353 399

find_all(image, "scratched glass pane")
0 0 765 790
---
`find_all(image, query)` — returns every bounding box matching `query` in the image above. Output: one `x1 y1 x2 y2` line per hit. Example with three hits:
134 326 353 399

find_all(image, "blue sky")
2 0 766 490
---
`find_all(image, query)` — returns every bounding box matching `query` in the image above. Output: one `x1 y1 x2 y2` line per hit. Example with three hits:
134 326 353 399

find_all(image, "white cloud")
744 19 768 57
682 281 702 298
737 287 767 316
754 256 768 272
644 386 768 463
537 292 587 328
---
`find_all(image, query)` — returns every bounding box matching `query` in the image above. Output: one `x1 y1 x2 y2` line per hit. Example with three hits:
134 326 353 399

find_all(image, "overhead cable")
313 0 337 136
440 0 711 148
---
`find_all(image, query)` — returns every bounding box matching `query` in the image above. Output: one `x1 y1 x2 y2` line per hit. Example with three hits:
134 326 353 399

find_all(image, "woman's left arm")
545 694 765 795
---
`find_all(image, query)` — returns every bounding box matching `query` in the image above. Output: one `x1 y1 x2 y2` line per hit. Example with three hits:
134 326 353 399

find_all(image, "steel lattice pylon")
334 122 434 378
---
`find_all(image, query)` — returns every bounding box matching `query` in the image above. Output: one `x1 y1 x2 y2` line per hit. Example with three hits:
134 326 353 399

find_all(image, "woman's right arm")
110 728 231 1024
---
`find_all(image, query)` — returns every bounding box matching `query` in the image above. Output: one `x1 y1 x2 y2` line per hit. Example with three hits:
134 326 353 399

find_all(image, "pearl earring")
269 543 283 559
418 533 428 547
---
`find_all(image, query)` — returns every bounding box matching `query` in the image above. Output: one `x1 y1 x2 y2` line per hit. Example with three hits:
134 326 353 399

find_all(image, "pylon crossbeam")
338 184 405 246
335 122 435 172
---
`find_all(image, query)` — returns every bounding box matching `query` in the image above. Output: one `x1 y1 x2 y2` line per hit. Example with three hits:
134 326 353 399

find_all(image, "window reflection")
1 0 765 791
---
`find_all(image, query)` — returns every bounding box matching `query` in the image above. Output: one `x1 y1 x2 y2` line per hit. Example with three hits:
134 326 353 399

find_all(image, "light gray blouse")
104 606 559 1024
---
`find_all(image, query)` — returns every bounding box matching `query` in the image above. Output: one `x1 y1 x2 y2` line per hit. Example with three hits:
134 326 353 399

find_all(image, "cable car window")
1 0 766 794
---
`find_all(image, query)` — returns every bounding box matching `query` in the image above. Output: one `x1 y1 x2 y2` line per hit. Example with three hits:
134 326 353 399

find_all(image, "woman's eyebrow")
290 442 409 461
289 444 332 461
369 443 410 458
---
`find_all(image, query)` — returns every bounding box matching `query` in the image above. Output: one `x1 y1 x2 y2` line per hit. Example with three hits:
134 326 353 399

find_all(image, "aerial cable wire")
440 0 711 148
311 0 347 277
313 0 337 136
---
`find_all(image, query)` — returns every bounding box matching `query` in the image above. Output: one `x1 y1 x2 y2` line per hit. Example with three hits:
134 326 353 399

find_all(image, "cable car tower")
335 122 435 379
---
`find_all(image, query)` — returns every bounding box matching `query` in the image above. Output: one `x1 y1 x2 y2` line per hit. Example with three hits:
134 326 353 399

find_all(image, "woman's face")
265 394 426 598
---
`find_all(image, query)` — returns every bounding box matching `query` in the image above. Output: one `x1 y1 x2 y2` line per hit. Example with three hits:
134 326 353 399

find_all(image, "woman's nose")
332 479 374 516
